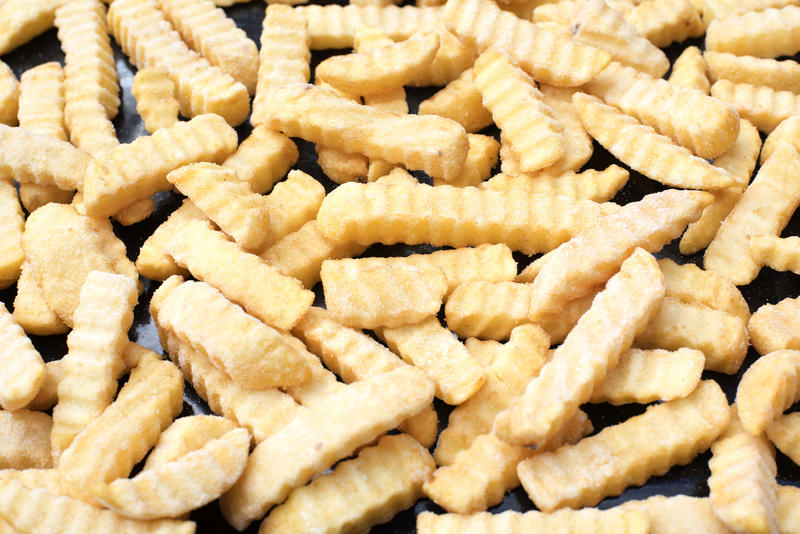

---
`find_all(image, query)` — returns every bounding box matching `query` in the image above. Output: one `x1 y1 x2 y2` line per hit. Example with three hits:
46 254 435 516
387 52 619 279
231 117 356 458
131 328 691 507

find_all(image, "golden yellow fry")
260 434 434 534
737 350 800 436
18 183 73 214
166 220 313 331
534 86 593 173
712 80 800 133
585 62 738 159
108 0 248 126
763 117 800 167
250 5 310 127
219 366 435 530
624 0 704 47
680 119 762 255
25 360 63 412
0 301 44 412
321 259 448 330
11 262 67 336
485 166 629 203
410 26 476 87
767 413 800 466
473 49 563 173
58 355 184 505
63 99 119 158
751 234 800 275
112 197 155 227
519 380 729 511
0 410 52 470
0 179 23 290
750 297 800 356
417 68 493 133
527 189 710 322
778 485 800 532
705 143 800 284
222 126 298 194
494 249 664 446
132 68 179 134
318 181 619 254
445 281 532 341
709 405 779 534
0 479 196 534
706 52 800 95
51 272 137 460
622 495 733 534
590 348 705 405
669 46 710 93
317 145 369 185
658 258 750 322
0 0 62 56
144 416 238 470
417 506 649 534
18 62 64 141
706 6 800 58
531 1 579 24
135 201 206 281
574 93 736 189
570 0 669 78
703 0 800 23
156 0 258 94
443 0 611 87
434 134 499 188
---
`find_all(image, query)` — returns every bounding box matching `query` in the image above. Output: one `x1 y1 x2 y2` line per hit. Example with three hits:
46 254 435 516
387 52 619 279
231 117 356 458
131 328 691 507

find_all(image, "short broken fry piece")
749 297 800 355
12 262 68 336
17 62 64 140
222 126 298 194
0 410 52 470
736 350 800 436
132 67 179 134
669 46 710 93
417 69 493 133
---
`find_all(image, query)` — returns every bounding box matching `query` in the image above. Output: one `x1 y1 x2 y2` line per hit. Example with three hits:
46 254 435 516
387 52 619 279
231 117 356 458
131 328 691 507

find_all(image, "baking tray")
1 2 799 532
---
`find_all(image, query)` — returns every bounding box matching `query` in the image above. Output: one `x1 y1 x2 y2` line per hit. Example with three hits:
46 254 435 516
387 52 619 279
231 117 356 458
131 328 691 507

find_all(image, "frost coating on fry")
132 68 179 134
749 297 800 356
534 86 593 173
711 80 800 134
51 272 137 460
436 134 499 188
167 221 313 331
157 0 258 93
410 26 476 87
107 0 249 126
219 367 435 530
762 116 800 164
145 416 238 470
443 0 611 87
260 434 434 534
0 61 19 128
18 62 64 140
12 262 68 336
767 413 800 466
445 281 532 341
703 0 800 23
0 303 44 412
322 259 448 330
585 62 738 159
136 201 207 281
0 410 52 470
222 126 298 195
0 0 62 56
623 0 703 47
669 46 710 94
494 249 664 446
706 6 800 58
0 180 24 290
83 113 237 218
622 495 733 534
417 69 493 133
518 380 729 511
736 350 800 436
750 235 800 275
706 52 800 95
485 166 629 203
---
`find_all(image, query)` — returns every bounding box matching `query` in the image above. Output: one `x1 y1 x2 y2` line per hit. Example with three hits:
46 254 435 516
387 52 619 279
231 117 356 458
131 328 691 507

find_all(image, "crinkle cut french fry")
767 413 800 466
434 134 499 188
527 189 711 322
294 4 442 49
736 350 800 436
705 143 800 285
623 0 704 47
58 355 184 505
0 479 197 534
680 119 762 256
711 80 800 134
409 26 476 87
132 68 179 134
705 52 800 95
473 49 563 174
417 69 493 133
589 348 705 405
0 410 52 469
636 297 749 374
417 506 650 534
749 297 800 356
0 0 62 56
322 259 448 330
107 0 249 126
0 179 23 290
669 46 710 94
156 0 258 94
0 61 19 128
64 99 119 158
317 145 369 185
763 116 800 164
573 93 736 190
222 126 298 194
750 234 800 275
12 262 68 336
93 428 250 520
82 113 237 218
145 416 238 470
706 6 800 58
136 200 207 281
443 0 611 87
622 495 733 534
25 360 64 411
536 85 593 173
778 485 800 532
51 272 138 460
155 278 310 390
166 220 314 331
260 434 435 534
18 183 73 215
703 0 800 24
259 169 326 250
219 366 434 531
250 5 310 127
317 181 619 255
518 380 730 511
570 0 669 79
485 167 629 203
494 249 664 447
445 281 531 341
112 197 155 227
267 84 469 182
708 405 779 534
585 62 738 159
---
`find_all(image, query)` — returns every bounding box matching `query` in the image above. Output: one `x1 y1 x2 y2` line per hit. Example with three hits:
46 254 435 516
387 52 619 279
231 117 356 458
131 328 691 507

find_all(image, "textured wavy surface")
706 52 800 94
410 26 475 87
712 79 800 133
417 68 492 133
0 303 43 413
668 46 709 93
0 179 23 289
17 62 63 140
703 0 800 23
445 281 531 340
11 262 67 336
767 413 800 466
0 0 61 56
623 0 703 47
132 67 179 134
750 234 800 275
135 200 206 282
736 350 800 435
706 6 800 58
144 416 237 471
622 495 732 534
749 297 800 355
222 126 298 194
485 166 628 202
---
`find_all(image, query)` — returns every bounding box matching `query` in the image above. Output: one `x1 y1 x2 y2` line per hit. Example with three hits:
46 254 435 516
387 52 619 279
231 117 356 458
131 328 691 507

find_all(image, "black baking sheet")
1 2 800 533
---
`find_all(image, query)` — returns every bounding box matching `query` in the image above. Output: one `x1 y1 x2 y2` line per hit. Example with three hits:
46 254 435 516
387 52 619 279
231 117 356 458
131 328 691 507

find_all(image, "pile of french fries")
3 0 800 532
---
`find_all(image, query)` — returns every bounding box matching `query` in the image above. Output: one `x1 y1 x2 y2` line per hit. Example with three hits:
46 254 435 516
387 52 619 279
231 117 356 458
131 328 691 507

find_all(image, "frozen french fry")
17 62 63 140
145 416 238 470
25 360 64 411
622 495 733 534
0 0 62 56
762 116 800 164
573 93 736 190
767 413 800 466
157 0 258 93
712 80 800 134
410 26 476 87
0 303 44 412
484 166 629 202
111 197 154 227
0 179 23 290
11 262 68 336
751 235 800 275
132 67 179 134
107 0 248 126
705 143 800 285
434 134 499 188
736 350 800 436
443 0 611 87
518 380 730 511
445 281 531 340
706 52 800 95
749 297 800 356
623 0 703 47
219 366 434 530
708 405 779 534
706 6 800 58
222 126 298 194
778 485 800 532
61 99 118 158
136 201 207 281
669 46 710 93
534 86 593 173
417 69 493 133
0 410 52 470
703 0 800 23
